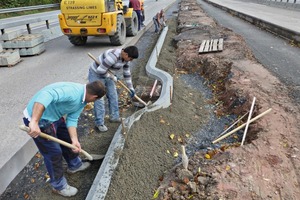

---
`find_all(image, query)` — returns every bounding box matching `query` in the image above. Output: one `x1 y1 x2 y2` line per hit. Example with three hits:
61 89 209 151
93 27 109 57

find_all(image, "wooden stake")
216 111 249 139
212 108 272 144
241 97 256 146
121 118 126 135
150 80 158 98
170 85 172 112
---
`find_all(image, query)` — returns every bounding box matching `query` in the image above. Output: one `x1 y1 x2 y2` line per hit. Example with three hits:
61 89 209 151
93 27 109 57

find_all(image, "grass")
0 8 59 19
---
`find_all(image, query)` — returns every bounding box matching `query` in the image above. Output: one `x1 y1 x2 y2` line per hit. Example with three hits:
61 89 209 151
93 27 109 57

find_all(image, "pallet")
199 38 223 54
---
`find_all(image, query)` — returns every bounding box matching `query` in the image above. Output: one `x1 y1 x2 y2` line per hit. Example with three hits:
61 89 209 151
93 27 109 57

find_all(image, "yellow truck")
58 0 138 46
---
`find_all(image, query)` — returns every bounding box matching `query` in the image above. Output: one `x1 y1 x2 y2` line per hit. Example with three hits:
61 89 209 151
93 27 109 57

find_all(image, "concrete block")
0 43 3 52
0 49 20 66
19 43 45 56
2 34 44 49
0 30 23 41
42 27 63 42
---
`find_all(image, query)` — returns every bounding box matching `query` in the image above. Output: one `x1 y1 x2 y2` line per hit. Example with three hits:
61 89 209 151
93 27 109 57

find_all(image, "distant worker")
22 81 106 197
88 46 139 132
129 0 142 31
153 9 166 33
140 0 145 27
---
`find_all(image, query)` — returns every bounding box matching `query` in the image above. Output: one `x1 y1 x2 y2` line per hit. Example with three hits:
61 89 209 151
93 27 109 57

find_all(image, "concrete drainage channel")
86 27 173 200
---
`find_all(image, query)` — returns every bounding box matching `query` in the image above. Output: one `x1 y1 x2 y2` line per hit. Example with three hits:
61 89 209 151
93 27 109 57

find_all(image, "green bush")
0 0 61 9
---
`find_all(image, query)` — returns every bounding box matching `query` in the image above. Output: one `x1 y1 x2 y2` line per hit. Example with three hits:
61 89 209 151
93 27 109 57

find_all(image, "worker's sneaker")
109 117 124 123
53 184 78 197
67 162 91 174
97 124 108 132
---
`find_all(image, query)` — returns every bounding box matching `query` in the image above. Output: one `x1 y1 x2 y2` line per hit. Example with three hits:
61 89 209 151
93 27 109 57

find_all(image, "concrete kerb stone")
86 26 173 200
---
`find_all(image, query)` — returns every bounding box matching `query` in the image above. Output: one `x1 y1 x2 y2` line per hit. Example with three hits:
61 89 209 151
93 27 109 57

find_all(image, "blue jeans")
88 68 119 126
23 117 82 190
134 10 142 31
153 18 160 32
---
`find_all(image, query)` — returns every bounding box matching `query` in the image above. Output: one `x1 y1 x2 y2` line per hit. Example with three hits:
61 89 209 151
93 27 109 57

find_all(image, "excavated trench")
0 1 260 199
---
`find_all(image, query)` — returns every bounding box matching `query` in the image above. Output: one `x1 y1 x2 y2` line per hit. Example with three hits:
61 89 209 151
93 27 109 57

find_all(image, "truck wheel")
109 15 126 46
126 11 138 36
68 36 87 46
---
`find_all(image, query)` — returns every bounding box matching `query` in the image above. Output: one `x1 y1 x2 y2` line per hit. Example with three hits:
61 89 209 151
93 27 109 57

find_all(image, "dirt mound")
153 0 300 199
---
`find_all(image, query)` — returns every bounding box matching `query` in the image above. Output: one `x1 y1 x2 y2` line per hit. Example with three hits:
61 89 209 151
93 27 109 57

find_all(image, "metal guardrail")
0 10 60 35
0 4 60 14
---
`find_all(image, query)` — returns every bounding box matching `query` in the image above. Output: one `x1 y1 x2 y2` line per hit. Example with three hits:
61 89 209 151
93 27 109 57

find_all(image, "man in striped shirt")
88 46 139 132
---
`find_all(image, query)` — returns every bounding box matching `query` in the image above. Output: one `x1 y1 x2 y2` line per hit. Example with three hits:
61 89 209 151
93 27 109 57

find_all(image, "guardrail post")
46 20 50 29
26 24 32 34
1 29 4 35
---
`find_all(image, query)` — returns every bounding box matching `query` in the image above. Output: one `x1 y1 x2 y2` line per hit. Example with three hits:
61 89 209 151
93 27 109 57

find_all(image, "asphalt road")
0 0 175 195
198 0 300 103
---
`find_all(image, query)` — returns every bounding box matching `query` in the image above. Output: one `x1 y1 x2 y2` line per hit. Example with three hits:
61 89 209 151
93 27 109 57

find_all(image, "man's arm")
28 102 45 138
68 126 81 153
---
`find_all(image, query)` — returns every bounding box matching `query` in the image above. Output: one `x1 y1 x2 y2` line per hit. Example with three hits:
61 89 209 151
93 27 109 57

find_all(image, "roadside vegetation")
0 0 60 19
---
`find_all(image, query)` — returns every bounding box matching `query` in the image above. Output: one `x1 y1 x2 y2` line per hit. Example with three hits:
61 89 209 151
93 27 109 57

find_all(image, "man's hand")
107 73 118 82
68 127 81 153
129 88 135 98
71 140 82 153
28 122 41 138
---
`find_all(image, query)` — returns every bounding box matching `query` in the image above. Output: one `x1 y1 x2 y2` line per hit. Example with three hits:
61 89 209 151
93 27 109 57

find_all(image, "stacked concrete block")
0 30 23 41
0 31 22 67
2 34 45 56
0 49 21 67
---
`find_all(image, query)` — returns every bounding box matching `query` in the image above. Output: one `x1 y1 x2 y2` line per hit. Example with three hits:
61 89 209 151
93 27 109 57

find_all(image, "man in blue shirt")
23 81 106 197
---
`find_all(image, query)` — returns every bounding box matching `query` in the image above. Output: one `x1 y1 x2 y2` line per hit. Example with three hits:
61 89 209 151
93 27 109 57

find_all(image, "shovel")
87 52 150 107
19 125 105 161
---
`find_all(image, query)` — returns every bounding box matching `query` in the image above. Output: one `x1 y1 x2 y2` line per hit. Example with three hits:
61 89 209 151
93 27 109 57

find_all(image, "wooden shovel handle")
19 125 93 160
87 52 148 106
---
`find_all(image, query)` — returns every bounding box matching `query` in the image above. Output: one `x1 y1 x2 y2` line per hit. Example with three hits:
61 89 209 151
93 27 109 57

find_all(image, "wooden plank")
199 38 224 54
218 38 224 51
212 39 218 51
204 40 210 52
209 39 213 51
198 40 206 53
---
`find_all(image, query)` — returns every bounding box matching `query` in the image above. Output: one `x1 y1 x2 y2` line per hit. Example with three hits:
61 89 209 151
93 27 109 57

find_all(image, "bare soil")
1 0 300 199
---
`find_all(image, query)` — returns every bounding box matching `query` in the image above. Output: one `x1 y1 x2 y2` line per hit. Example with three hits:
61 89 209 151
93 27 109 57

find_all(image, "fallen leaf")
152 189 160 199
24 193 29 199
198 167 201 173
205 154 211 159
35 153 41 158
160 119 166 124
225 165 230 171
169 133 175 140
185 133 190 138
31 178 35 183
173 152 178 157
177 136 183 143
183 177 189 184
34 163 40 170
45 173 50 179
166 150 170 154
84 103 93 111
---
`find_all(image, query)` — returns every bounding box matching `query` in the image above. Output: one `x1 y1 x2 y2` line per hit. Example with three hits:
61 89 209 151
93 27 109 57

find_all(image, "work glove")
129 88 135 98
107 73 118 82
